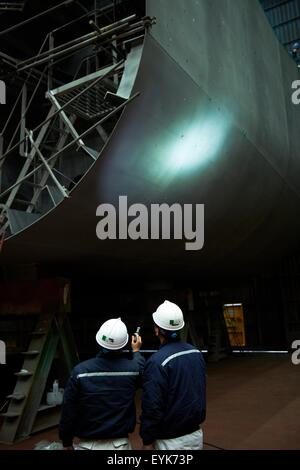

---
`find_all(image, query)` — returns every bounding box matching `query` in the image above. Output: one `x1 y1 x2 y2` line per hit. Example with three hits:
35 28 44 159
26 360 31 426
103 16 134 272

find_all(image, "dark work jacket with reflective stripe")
59 351 145 447
140 342 206 445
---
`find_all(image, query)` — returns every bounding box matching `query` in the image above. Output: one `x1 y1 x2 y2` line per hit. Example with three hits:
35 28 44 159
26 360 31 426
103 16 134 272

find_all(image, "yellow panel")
223 304 246 347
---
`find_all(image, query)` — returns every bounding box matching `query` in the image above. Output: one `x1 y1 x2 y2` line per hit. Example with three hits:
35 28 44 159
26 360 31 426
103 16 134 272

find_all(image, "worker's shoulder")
147 342 201 366
118 354 145 371
72 356 98 375
162 341 199 355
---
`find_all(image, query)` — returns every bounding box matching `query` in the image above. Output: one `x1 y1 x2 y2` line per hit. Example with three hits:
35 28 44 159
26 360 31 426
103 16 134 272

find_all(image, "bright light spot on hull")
166 112 229 173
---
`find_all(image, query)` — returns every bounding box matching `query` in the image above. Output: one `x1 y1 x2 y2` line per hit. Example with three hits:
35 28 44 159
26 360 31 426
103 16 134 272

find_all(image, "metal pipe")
0 92 140 199
5 67 47 154
0 0 75 37
18 32 98 68
18 15 135 69
102 26 146 44
25 129 69 199
99 21 146 48
48 33 55 91
0 3 25 11
52 168 75 185
45 185 56 207
98 14 136 33
89 20 126 60
0 50 18 65
43 49 93 77
1 33 50 137
19 85 27 157
1 85 22 136
52 2 117 34
47 91 84 147
18 36 100 72
0 60 124 163
19 24 128 72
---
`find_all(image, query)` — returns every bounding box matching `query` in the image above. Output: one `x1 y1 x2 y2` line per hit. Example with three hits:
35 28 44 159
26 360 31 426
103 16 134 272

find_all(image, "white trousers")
154 429 203 450
79 437 132 450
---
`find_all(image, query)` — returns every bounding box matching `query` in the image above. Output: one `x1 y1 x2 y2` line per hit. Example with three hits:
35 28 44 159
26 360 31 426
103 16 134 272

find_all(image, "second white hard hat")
96 318 129 350
152 300 185 331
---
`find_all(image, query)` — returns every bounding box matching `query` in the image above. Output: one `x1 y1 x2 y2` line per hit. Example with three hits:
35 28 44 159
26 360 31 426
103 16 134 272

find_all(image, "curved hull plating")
2 0 300 276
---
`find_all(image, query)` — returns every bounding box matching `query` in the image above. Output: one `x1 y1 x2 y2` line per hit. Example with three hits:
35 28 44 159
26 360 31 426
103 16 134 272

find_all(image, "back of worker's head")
152 300 184 342
96 317 128 353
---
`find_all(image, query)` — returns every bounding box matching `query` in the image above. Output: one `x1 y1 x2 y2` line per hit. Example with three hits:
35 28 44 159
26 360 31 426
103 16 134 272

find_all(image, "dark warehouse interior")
0 0 300 456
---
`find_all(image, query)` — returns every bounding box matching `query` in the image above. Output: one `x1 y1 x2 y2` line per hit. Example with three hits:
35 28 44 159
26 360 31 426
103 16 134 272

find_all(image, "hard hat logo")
102 335 114 343
170 320 180 326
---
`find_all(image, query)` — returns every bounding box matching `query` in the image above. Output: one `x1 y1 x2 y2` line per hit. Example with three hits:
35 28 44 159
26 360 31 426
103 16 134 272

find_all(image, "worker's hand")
131 334 142 352
63 446 74 450
142 444 154 450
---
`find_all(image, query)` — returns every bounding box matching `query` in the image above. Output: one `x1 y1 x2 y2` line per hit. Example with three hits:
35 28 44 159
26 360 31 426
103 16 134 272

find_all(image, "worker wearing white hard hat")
96 317 129 350
140 300 206 451
152 300 185 331
59 318 145 450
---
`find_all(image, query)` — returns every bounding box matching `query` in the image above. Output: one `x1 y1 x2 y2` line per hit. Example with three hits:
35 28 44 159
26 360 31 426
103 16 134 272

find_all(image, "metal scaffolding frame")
0 2 24 12
0 86 139 238
0 7 152 241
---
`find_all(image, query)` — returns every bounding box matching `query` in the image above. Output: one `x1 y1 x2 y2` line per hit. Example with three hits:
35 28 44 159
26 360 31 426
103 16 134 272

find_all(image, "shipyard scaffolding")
0 2 154 243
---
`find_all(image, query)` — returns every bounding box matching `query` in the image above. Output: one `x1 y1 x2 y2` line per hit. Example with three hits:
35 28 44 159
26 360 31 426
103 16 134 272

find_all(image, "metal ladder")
0 311 78 444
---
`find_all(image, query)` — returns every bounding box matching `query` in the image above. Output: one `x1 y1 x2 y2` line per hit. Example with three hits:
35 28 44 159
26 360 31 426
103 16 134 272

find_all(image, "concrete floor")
0 354 299 450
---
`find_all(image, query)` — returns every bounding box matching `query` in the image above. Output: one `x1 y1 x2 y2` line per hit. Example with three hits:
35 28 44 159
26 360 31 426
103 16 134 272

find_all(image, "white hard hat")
96 318 129 350
152 300 185 331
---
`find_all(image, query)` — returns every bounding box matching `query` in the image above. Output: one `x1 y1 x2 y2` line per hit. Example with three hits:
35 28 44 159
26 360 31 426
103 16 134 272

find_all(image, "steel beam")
0 93 139 201
25 129 69 200
4 106 56 209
